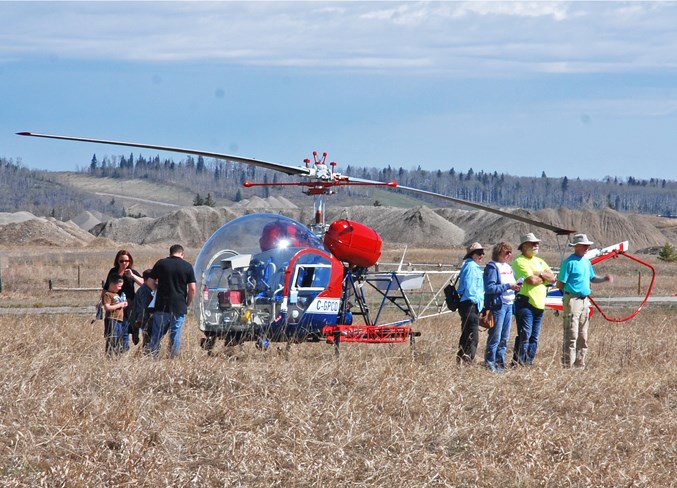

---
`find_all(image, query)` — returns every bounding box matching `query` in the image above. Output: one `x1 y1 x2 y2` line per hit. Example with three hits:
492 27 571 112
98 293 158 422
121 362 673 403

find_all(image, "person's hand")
510 283 521 291
606 274 613 283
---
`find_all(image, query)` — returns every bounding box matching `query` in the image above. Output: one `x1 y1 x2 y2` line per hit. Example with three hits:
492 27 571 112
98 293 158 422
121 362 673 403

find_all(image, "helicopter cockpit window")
289 256 333 308
293 265 332 290
205 264 228 289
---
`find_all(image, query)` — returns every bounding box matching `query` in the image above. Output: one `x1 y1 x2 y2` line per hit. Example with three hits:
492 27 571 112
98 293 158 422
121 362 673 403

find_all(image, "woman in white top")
483 242 522 372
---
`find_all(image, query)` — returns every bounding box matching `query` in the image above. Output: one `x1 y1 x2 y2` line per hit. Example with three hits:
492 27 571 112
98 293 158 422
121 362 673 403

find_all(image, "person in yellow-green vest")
511 233 556 366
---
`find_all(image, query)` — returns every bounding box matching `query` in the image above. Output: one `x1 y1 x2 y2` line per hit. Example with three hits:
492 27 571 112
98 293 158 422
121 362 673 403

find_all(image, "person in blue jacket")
456 242 485 364
483 242 522 372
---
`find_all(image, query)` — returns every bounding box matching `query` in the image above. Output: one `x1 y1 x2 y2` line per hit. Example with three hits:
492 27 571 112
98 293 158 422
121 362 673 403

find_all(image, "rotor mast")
245 150 392 237
312 195 326 237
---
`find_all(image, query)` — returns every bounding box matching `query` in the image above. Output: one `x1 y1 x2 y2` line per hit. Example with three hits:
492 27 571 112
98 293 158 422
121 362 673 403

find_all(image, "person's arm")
125 268 144 286
539 269 557 284
592 274 613 284
525 260 555 285
457 263 469 297
186 282 196 308
515 259 543 286
483 263 506 295
103 295 127 312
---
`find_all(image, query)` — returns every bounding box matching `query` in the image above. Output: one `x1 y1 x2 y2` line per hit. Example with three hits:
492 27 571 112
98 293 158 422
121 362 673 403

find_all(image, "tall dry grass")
0 245 675 486
1 307 675 486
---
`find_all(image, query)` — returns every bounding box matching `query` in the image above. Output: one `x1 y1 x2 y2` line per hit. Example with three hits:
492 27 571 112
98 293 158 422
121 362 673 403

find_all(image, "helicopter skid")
323 321 418 344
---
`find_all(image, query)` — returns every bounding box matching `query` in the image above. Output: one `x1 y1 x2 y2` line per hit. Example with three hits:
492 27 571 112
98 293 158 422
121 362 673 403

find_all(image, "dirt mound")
233 196 299 209
275 196 299 209
328 206 465 246
0 217 96 247
91 217 157 246
92 206 240 246
435 207 669 251
91 205 672 251
86 236 119 248
0 211 38 226
142 206 238 246
2 205 670 251
69 210 106 231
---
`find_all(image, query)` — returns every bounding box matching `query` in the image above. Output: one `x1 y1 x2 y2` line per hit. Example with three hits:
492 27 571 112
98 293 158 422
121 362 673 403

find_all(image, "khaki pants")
562 295 590 368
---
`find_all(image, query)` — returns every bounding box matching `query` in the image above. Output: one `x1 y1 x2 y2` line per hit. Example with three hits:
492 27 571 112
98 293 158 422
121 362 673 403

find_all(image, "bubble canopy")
193 213 325 287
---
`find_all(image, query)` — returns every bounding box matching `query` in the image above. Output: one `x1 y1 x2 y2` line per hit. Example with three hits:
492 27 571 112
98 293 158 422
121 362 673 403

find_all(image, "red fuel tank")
324 219 382 268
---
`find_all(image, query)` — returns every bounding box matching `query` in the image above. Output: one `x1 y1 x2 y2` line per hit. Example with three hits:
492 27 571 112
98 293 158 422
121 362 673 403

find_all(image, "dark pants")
140 315 153 352
457 300 480 361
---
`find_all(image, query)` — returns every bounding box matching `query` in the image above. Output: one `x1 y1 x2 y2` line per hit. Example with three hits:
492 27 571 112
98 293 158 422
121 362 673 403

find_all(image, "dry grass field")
0 245 675 486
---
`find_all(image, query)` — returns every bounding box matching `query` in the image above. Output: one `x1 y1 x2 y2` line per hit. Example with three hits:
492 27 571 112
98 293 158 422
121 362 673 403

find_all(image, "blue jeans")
485 302 513 371
104 318 125 356
121 318 130 352
513 299 544 365
151 311 186 358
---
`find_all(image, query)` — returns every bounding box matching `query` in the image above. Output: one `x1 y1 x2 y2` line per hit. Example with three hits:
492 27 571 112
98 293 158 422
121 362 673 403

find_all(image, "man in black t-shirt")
149 244 196 358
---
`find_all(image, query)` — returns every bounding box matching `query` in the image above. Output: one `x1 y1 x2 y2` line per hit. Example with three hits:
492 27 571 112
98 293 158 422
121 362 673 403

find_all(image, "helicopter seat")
218 290 243 310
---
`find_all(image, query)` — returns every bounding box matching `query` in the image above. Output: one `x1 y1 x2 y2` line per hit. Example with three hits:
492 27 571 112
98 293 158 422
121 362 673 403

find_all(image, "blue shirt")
458 258 485 308
557 254 595 297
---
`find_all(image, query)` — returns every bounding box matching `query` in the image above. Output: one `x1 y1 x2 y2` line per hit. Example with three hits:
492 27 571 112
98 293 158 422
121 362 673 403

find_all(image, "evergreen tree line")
87 153 677 216
1 154 674 223
0 158 125 220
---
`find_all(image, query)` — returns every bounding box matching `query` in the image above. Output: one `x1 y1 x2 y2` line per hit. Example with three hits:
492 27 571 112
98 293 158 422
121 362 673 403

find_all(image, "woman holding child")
102 250 143 351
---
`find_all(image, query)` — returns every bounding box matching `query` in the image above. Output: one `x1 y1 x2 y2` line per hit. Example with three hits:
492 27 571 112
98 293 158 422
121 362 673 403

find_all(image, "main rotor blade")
18 131 574 235
347 175 573 235
16 132 310 177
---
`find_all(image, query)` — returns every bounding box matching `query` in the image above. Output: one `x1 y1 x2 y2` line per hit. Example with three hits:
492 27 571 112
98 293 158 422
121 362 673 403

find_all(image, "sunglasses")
119 259 130 263
474 251 485 256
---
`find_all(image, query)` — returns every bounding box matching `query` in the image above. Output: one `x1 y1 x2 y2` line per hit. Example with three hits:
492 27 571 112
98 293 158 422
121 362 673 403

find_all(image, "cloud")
450 1 570 20
2 1 677 77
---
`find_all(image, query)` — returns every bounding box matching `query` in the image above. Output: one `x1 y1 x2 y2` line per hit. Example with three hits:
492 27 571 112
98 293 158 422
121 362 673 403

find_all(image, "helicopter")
16 132 656 351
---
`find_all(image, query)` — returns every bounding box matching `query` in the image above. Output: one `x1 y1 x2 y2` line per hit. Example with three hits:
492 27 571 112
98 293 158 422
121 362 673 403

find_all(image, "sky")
2 1 677 181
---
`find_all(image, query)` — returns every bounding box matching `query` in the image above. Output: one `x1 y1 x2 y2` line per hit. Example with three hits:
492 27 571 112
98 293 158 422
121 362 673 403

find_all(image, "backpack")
444 276 461 312
90 299 104 325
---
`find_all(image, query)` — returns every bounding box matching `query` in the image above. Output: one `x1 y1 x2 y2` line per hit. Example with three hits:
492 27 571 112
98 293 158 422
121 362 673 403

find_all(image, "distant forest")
83 152 677 215
0 157 113 219
1 152 676 221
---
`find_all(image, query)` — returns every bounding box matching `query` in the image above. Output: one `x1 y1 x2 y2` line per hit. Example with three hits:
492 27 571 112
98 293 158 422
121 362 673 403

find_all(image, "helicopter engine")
323 219 382 268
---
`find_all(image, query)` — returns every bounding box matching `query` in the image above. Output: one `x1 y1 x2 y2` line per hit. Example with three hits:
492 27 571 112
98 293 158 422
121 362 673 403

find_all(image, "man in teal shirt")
556 234 613 368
